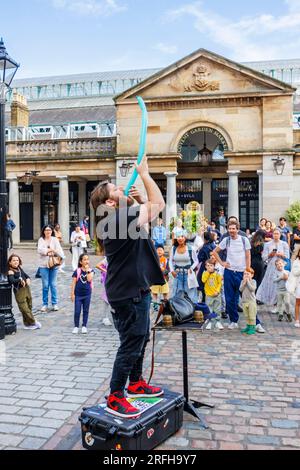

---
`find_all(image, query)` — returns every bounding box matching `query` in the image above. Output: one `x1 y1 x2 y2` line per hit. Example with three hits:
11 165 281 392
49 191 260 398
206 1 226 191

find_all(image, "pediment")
115 49 295 102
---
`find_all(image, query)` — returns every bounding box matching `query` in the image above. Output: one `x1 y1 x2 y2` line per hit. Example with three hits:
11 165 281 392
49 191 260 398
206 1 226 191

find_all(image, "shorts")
151 283 169 295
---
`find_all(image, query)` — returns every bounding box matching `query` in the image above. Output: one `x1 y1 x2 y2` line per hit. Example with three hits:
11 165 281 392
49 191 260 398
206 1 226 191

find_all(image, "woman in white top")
71 225 87 271
256 228 290 308
169 234 199 303
37 225 64 312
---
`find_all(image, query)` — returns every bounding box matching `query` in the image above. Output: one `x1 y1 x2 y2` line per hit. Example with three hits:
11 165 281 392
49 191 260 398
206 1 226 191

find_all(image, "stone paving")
0 248 300 450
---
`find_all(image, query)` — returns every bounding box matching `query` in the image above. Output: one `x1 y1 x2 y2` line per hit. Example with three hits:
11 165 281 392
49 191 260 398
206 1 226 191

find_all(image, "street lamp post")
0 38 19 335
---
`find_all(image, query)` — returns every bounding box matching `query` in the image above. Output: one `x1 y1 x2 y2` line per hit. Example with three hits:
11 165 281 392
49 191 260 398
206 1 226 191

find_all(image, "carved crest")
184 63 220 92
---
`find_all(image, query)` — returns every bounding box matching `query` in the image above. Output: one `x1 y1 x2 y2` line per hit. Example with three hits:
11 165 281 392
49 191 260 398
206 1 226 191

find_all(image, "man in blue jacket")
5 214 16 250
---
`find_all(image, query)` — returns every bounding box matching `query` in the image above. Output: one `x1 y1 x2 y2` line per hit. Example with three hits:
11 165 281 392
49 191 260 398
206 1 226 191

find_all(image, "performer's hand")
135 156 149 177
129 186 146 204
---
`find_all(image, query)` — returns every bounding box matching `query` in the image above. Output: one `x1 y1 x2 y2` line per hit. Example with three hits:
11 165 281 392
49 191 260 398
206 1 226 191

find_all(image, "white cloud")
164 1 300 61
51 0 127 16
154 42 178 54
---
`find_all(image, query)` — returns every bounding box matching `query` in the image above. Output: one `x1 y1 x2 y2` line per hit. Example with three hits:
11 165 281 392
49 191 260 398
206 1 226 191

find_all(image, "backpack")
225 235 247 250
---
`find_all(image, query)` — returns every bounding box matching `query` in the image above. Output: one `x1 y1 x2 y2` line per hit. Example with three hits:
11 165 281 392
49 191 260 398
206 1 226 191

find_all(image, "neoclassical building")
5 49 300 243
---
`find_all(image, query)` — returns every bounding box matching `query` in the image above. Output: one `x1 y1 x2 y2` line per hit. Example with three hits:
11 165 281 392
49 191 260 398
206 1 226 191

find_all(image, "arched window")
178 126 228 163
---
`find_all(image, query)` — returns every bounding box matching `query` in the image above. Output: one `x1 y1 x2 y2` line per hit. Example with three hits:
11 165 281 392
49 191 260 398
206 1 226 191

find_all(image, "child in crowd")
211 253 227 319
7 254 41 330
274 259 291 322
239 268 257 335
201 258 223 330
151 245 170 310
95 257 113 326
71 254 94 334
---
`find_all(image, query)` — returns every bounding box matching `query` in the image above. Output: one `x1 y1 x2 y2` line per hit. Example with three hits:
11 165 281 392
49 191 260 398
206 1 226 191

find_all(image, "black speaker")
0 313 5 340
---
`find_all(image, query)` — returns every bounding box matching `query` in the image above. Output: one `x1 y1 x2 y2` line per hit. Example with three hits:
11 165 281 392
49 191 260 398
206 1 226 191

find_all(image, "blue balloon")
124 96 148 196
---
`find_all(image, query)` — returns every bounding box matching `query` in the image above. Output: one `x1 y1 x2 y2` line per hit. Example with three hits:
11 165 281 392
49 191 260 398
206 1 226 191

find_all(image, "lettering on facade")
178 127 228 153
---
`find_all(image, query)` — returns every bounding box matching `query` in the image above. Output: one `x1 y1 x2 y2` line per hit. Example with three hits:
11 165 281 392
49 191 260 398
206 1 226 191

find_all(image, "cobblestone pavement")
1 248 300 450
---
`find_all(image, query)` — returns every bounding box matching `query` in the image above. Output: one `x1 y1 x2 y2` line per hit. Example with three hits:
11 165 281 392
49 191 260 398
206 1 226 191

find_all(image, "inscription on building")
178 127 228 153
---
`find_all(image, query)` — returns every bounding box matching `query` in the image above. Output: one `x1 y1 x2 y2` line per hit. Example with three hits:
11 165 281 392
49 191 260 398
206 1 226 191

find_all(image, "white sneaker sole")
126 390 164 399
104 407 141 418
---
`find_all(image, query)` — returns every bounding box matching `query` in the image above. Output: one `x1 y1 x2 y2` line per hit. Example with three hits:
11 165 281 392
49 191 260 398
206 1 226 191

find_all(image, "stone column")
202 178 212 221
33 181 41 241
89 201 95 239
8 176 20 244
257 170 263 220
58 176 70 244
78 181 86 223
164 172 178 241
227 170 240 220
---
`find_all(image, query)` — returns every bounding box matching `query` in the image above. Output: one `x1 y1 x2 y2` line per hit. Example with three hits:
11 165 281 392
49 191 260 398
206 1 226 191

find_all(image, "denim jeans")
224 269 243 323
74 294 91 327
172 270 198 303
109 291 151 393
40 267 58 306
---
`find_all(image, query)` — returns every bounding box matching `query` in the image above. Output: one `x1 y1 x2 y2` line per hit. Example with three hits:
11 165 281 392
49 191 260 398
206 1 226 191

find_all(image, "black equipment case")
0 314 5 340
79 389 184 450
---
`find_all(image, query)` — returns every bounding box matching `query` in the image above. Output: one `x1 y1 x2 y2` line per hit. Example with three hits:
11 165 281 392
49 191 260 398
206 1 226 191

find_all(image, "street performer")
90 157 165 418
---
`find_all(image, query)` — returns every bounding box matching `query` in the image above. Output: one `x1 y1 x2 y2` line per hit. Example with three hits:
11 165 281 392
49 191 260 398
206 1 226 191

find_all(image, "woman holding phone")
256 228 290 309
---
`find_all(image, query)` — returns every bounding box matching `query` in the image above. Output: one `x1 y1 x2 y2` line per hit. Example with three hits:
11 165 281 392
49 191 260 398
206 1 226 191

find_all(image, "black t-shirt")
102 205 165 303
72 269 93 296
293 228 300 244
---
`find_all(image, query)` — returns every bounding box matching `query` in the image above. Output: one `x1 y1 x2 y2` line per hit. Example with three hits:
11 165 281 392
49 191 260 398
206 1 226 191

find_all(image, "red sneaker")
106 391 141 418
127 378 164 398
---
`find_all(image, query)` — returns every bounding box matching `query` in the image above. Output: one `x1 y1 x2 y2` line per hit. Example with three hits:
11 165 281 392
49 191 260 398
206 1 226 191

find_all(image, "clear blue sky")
1 0 299 78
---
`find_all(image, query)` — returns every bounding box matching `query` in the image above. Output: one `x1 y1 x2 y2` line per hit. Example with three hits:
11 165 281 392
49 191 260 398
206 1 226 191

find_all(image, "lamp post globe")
0 38 19 335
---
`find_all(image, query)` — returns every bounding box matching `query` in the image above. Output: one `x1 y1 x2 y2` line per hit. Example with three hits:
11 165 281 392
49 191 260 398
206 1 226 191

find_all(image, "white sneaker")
24 324 39 330
82 326 88 334
228 322 239 329
295 321 300 328
102 317 112 326
256 324 265 333
271 308 278 314
72 327 79 334
205 321 212 330
40 305 47 312
52 305 59 311
215 321 224 330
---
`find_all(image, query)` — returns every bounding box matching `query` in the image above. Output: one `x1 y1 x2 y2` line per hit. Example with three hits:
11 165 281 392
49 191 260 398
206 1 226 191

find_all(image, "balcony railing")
6 137 116 158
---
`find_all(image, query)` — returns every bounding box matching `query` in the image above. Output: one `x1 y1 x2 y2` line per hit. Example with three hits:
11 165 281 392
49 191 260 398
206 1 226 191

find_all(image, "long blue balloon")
124 96 148 196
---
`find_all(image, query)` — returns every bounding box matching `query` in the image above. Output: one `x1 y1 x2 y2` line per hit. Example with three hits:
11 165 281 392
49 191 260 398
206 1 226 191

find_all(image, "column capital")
227 170 241 176
7 175 18 182
256 169 263 175
202 177 212 183
164 171 178 178
57 175 68 180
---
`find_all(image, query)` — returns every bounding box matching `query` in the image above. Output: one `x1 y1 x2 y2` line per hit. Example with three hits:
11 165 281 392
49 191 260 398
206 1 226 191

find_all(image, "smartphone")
272 248 277 253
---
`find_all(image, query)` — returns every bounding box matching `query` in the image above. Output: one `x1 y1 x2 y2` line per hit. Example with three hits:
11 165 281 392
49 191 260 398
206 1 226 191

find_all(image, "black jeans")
110 291 151 394
7 231 13 249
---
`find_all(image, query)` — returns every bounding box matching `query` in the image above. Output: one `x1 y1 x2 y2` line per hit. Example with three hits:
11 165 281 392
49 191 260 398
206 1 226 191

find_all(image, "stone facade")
115 49 296 223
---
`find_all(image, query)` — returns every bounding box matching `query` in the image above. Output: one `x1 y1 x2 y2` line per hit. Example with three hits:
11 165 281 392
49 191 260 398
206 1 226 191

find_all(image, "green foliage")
286 201 300 227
